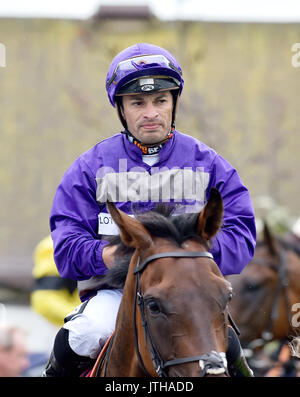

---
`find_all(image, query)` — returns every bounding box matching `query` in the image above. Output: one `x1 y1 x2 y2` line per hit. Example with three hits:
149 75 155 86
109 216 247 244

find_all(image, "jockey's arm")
208 154 256 276
50 156 109 281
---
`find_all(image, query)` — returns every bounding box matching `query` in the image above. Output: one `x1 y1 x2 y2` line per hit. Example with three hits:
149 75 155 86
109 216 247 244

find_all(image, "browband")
134 251 214 274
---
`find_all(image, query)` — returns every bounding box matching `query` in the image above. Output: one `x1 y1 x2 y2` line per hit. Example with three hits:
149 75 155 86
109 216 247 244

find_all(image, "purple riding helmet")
106 43 184 129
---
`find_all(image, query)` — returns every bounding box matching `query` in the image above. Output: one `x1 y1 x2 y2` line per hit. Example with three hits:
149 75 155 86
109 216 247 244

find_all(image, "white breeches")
63 289 122 359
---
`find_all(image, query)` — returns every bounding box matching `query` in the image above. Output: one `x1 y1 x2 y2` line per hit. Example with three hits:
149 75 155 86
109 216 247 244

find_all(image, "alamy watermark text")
0 42 6 67
291 43 300 68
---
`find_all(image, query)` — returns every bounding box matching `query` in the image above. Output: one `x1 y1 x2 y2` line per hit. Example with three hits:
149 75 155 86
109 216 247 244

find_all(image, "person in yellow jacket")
31 235 81 327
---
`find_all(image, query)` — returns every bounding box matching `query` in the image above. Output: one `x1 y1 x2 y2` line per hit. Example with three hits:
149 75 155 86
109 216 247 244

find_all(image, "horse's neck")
287 251 300 300
104 251 146 376
273 250 300 339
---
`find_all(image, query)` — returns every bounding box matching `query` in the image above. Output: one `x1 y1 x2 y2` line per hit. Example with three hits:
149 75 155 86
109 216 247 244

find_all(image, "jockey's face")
121 91 173 144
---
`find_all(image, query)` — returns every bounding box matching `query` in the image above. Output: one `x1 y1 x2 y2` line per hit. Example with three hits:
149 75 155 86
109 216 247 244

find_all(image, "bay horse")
90 188 233 377
228 222 300 355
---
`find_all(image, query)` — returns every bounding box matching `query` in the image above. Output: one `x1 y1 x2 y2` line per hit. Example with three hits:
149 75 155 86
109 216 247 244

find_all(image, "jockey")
31 235 80 327
43 43 256 377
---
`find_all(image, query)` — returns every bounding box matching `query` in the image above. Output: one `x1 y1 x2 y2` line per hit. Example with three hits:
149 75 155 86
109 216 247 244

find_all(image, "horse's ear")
263 221 277 256
106 202 153 250
197 188 223 240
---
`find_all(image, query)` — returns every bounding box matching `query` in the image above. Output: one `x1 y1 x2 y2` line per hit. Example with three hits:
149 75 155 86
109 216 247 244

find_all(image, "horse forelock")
137 204 209 247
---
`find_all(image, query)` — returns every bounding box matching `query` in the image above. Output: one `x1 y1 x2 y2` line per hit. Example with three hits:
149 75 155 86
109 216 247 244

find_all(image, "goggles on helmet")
115 75 181 97
106 54 182 92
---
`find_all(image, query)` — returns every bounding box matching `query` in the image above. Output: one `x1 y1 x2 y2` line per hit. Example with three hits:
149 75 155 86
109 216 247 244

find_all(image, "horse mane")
277 237 300 257
97 204 209 290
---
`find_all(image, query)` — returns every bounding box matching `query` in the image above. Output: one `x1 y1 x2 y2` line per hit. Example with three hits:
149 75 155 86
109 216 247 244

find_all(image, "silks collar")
122 129 174 155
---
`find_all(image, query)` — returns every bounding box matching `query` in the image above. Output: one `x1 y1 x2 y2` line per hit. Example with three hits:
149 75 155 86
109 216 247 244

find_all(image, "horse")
89 188 233 377
227 222 300 374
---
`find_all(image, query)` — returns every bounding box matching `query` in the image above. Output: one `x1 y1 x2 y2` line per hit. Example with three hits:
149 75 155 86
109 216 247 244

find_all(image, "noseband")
132 251 228 377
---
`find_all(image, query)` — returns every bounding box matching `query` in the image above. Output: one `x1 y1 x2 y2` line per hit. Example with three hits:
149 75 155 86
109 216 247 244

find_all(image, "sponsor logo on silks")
98 212 134 235
147 146 160 154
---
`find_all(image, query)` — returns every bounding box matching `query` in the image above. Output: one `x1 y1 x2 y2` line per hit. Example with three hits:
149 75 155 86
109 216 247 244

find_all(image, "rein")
246 246 291 351
132 251 228 377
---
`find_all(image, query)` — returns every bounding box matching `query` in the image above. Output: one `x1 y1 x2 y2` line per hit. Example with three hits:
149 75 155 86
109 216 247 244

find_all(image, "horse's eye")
244 281 261 292
146 299 161 315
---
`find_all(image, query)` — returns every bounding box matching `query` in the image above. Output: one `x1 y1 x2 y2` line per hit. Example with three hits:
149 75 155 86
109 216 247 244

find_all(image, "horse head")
228 221 300 348
104 188 233 377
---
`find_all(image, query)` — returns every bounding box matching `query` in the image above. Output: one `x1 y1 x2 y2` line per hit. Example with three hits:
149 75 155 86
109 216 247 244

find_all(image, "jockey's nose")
143 102 159 120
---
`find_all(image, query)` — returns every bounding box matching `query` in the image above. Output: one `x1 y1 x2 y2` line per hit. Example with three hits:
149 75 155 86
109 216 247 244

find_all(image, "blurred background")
0 0 299 376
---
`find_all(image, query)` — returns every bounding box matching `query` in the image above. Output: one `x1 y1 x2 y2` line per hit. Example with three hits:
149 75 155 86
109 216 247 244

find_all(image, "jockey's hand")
103 245 118 269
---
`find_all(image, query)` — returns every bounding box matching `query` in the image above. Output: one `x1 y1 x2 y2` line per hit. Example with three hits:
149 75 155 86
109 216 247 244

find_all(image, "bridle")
132 251 229 377
246 245 291 352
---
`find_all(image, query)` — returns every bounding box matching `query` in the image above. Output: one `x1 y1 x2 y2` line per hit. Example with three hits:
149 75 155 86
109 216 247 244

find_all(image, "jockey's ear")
106 201 153 250
197 188 223 240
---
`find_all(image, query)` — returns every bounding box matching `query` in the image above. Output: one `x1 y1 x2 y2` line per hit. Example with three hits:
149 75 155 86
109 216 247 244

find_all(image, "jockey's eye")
146 299 161 315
